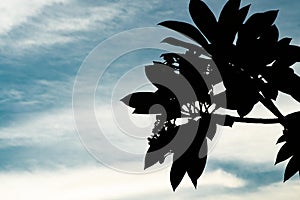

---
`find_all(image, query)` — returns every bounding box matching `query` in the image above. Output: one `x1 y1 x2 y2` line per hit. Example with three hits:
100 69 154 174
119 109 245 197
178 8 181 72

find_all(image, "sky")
1 0 300 199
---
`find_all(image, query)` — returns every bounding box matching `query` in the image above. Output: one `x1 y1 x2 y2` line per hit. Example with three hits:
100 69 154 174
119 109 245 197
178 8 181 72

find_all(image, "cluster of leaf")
160 0 300 118
276 112 300 182
121 49 215 190
121 0 300 190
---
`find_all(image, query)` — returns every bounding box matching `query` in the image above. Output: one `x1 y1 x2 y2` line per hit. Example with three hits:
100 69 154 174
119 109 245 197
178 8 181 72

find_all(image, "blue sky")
1 0 300 199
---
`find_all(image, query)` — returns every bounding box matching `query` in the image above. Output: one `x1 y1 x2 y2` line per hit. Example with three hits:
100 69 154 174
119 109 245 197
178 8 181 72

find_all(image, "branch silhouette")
121 0 300 190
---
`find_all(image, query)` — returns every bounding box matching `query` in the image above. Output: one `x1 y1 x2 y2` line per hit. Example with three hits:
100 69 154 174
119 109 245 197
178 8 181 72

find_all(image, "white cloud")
204 181 300 200
210 123 282 164
0 0 146 51
14 3 126 48
0 167 246 200
201 169 246 188
210 93 300 164
42 6 122 33
0 0 69 35
0 108 75 147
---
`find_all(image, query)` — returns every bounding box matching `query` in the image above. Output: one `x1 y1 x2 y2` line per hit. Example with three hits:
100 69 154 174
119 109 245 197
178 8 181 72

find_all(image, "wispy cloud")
0 0 70 35
0 0 166 52
0 167 246 200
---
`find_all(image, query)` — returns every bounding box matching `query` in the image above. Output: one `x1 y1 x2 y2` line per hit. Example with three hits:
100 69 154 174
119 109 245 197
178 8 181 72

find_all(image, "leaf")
277 37 292 46
121 90 180 116
187 139 208 188
238 4 251 23
275 143 293 165
206 123 217 140
158 21 210 51
245 10 279 32
256 25 279 65
189 0 218 43
285 112 300 146
145 124 179 169
275 44 300 68
260 82 278 100
145 58 211 105
121 92 156 108
284 156 299 182
224 76 258 117
260 25 279 44
187 156 207 188
219 0 241 23
286 111 300 125
121 92 162 114
170 156 187 191
236 99 257 117
276 135 286 144
237 10 279 47
217 4 251 47
267 68 300 103
161 37 210 57
218 1 249 47
144 146 162 169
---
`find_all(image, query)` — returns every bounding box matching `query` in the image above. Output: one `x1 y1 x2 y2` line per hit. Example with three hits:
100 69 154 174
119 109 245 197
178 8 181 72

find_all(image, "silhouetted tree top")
121 0 300 191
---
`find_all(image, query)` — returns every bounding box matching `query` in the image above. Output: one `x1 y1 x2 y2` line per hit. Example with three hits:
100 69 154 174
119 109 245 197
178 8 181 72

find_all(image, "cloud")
0 0 164 52
14 3 127 48
203 181 300 200
0 0 69 35
210 93 300 164
0 108 75 147
0 167 246 200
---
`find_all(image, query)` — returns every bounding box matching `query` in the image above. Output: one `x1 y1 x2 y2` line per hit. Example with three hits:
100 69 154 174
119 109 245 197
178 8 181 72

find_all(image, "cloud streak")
0 167 246 200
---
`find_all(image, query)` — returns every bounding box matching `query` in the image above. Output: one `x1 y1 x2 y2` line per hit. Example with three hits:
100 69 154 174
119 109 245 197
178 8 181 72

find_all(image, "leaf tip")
144 163 149 170
283 175 290 183
171 183 178 192
192 179 198 189
275 158 280 165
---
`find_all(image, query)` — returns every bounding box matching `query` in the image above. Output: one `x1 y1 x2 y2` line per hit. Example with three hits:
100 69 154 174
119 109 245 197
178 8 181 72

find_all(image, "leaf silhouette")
121 0 300 191
206 124 217 140
238 4 251 23
284 156 299 182
261 25 279 44
145 124 179 169
276 135 286 144
161 37 211 57
158 21 210 51
277 37 292 47
223 71 259 117
219 0 241 22
144 146 163 169
275 143 293 165
267 68 300 103
285 112 300 148
189 0 218 43
256 25 279 65
187 139 208 188
121 92 156 107
237 10 279 47
170 156 188 191
217 0 249 46
275 44 300 68
121 92 158 114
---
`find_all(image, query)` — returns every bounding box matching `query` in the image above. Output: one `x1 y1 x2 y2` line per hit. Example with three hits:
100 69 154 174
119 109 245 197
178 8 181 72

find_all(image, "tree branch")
257 94 286 126
226 115 280 124
212 114 281 126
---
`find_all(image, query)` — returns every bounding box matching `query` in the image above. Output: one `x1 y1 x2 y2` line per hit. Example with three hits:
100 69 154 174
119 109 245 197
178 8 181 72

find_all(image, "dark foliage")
121 0 300 190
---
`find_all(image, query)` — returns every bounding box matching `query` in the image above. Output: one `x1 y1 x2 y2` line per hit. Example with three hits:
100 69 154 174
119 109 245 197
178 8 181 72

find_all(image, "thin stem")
257 94 286 126
225 115 280 124
211 112 281 126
